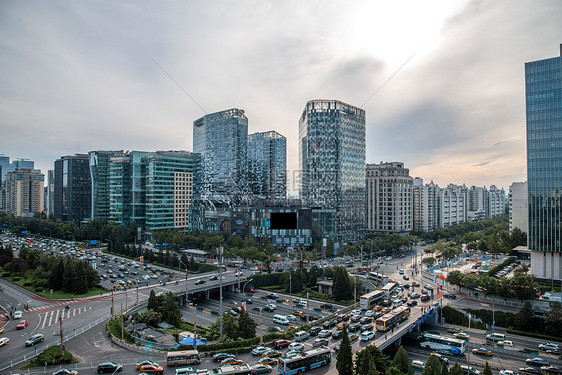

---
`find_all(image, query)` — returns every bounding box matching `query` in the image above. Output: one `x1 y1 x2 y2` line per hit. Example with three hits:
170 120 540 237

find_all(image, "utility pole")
193 305 197 348
237 267 241 294
125 288 128 311
354 277 357 303
219 246 224 338
121 303 124 340
111 289 114 316
59 313 64 356
259 308 263 345
306 291 310 325
136 283 139 305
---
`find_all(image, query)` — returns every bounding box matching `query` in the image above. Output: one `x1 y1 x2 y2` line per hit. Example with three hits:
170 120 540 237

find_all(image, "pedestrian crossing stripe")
39 306 92 328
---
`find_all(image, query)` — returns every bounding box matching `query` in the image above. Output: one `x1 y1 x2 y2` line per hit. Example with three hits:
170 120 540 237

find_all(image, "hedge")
27 345 74 367
249 273 286 288
466 307 545 333
442 306 487 330
506 327 561 342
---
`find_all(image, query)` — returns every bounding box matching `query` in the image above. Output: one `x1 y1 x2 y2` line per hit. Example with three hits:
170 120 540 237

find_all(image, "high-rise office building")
439 184 468 228
413 178 439 232
47 170 54 216
299 99 366 243
193 108 248 197
509 181 528 234
54 154 91 223
526 45 562 281
248 131 287 199
0 156 39 212
4 169 44 217
89 150 125 221
366 162 413 233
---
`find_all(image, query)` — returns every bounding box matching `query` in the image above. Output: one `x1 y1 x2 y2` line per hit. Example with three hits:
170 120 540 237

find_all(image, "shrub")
12 277 20 282
29 345 73 366
2 272 10 277
23 282 32 286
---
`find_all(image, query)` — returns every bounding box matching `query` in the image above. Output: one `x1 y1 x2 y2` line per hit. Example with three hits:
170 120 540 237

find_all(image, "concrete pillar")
205 290 210 299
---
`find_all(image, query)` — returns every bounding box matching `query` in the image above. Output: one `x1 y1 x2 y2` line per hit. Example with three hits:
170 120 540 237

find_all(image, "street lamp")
105 238 113 253
179 260 189 306
66 231 75 244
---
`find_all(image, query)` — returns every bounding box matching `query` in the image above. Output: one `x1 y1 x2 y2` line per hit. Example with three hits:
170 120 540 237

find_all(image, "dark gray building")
54 154 91 223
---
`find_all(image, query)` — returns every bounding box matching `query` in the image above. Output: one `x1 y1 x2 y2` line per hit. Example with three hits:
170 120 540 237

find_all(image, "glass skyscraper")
193 108 248 197
248 131 287 199
89 150 125 221
299 99 366 243
54 154 91 223
526 45 562 280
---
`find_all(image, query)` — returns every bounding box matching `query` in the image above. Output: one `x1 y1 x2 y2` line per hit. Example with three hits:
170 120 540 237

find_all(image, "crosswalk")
39 306 92 328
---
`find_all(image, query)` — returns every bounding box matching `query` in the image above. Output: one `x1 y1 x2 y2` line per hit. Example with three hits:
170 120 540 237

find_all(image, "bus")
166 350 201 367
382 282 397 298
368 272 389 285
212 365 252 375
360 290 385 310
419 333 466 355
278 347 331 375
375 306 411 332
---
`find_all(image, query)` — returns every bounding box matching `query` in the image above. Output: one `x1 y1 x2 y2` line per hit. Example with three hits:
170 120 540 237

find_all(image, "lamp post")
179 260 189 306
218 246 224 338
66 231 75 244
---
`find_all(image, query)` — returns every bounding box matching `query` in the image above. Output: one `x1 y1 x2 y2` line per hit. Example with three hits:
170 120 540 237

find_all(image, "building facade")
439 184 468 228
248 131 287 199
366 162 413 233
4 169 44 217
54 154 92 223
299 99 366 243
193 108 248 198
89 150 125 221
413 178 439 232
526 45 562 281
509 181 528 234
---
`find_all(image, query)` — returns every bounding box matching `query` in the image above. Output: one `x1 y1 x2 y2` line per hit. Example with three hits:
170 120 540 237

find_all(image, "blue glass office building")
526 45 562 280
248 131 287 199
299 99 366 243
193 108 248 197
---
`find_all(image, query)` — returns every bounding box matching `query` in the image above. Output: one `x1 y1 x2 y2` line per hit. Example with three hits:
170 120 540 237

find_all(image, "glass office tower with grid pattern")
299 99 366 244
248 131 287 199
527 45 562 281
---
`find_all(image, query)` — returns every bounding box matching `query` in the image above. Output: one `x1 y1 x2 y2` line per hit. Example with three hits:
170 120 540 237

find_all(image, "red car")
246 288 255 293
274 339 292 349
139 364 164 374
17 320 29 330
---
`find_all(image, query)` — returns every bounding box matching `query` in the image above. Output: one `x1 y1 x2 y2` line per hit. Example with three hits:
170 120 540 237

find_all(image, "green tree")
355 345 388 375
422 354 441 375
391 346 413 375
545 301 562 337
482 362 492 375
422 257 436 267
515 302 534 330
161 292 182 327
386 367 406 375
222 312 239 341
446 270 463 286
237 309 257 339
336 325 353 375
441 362 449 375
333 266 352 302
367 359 378 375
510 272 537 300
449 364 463 375
148 290 159 310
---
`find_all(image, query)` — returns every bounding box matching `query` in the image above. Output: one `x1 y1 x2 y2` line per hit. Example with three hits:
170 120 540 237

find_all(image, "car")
412 360 426 370
381 307 392 314
348 332 359 343
136 360 160 370
360 317 372 324
447 327 463 334
461 366 481 375
539 343 560 351
221 358 244 366
287 325 298 331
0 337 9 347
349 322 362 332
430 353 449 365
213 353 234 362
0 327 4 334
139 364 165 374
412 281 420 287
262 348 282 358
499 371 517 375
497 340 513 347
365 310 375 317
273 339 291 349
16 319 29 329
351 315 362 322
526 358 550 367
209 275 218 280
291 310 304 317
361 331 376 341
246 288 255 293
424 284 433 290
313 338 329 347
287 342 304 353
317 329 332 338
332 330 342 339
319 303 335 311
194 279 206 285
421 295 431 302
258 357 278 366
244 297 253 304
251 364 273 374
407 300 418 307
52 370 78 375
472 347 493 356
267 293 279 300
361 324 374 332
519 368 542 375
309 326 322 336
541 366 562 375
25 333 45 347
284 350 302 359
373 305 383 312
97 362 122 374
453 332 470 340
443 294 457 299
410 293 420 299
252 346 268 356
263 305 276 312
13 311 23 319
337 322 350 330
403 276 410 280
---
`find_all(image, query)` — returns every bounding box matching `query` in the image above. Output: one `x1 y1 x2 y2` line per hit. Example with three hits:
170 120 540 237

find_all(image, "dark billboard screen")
270 212 297 229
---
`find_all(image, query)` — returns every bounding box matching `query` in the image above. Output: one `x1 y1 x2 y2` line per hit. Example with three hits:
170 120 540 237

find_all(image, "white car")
361 331 376 341
13 311 23 320
499 371 517 375
287 342 304 352
365 310 375 317
318 329 332 338
539 343 559 351
0 337 9 347
498 340 514 347
252 346 268 356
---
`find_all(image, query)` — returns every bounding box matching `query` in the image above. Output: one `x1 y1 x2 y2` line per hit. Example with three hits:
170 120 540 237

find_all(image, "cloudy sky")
1 0 561 193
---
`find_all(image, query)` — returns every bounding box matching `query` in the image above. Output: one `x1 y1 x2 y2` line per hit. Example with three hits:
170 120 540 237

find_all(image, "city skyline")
1 1 561 193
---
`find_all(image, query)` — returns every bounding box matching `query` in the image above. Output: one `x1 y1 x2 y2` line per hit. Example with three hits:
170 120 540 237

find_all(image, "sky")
1 0 561 194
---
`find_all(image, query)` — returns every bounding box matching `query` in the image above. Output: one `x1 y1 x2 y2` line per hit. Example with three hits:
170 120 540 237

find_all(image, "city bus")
166 350 201 367
418 333 466 355
360 290 385 310
382 282 397 298
368 272 389 285
278 347 331 375
375 306 411 332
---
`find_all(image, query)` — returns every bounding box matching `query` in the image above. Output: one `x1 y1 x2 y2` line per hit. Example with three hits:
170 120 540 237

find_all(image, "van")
294 331 310 342
399 269 405 275
273 315 290 325
486 333 505 342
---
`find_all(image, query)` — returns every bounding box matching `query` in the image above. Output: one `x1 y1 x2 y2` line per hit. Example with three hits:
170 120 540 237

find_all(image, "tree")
545 301 562 337
386 367 406 375
422 257 436 267
237 309 257 339
515 302 534 331
391 346 413 375
148 290 159 311
333 266 352 302
441 362 449 375
355 345 388 375
336 325 353 375
422 354 441 375
510 272 537 300
482 362 492 375
222 312 239 341
161 292 182 327
446 270 463 286
367 359 378 375
449 364 463 375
